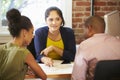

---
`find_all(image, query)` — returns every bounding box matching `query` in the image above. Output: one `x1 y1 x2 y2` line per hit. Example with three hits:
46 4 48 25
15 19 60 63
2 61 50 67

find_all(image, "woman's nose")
52 20 56 24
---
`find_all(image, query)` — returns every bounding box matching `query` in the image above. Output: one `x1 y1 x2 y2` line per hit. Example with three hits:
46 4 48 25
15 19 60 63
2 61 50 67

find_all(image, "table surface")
38 60 74 78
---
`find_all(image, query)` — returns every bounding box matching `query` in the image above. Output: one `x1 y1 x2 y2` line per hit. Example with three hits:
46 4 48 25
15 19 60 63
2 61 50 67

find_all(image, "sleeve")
34 28 46 62
21 48 31 62
62 28 76 62
23 48 30 55
71 51 88 80
0 45 4 52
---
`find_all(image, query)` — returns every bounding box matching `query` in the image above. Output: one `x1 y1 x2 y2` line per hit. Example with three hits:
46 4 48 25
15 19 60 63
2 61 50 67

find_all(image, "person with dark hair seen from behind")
34 6 76 66
72 15 120 80
0 8 47 80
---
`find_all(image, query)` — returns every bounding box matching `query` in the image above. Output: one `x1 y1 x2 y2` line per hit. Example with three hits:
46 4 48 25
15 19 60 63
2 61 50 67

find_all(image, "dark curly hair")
6 8 33 37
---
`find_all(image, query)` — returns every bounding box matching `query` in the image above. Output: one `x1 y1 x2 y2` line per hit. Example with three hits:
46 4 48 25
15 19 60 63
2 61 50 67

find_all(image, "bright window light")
0 0 72 34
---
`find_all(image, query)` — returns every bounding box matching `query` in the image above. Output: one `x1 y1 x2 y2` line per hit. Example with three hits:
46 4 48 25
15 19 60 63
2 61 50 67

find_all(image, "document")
38 60 74 75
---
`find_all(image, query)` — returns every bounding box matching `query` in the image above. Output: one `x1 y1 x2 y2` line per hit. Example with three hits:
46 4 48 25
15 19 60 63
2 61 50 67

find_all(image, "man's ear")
88 25 92 32
88 25 94 37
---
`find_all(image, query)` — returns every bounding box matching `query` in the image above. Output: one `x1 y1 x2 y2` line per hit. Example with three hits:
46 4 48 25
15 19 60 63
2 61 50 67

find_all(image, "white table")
25 60 73 80
38 60 74 78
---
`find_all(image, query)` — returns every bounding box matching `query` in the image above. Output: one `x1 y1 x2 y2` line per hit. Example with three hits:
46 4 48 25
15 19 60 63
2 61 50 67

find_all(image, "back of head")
85 15 105 33
6 8 33 37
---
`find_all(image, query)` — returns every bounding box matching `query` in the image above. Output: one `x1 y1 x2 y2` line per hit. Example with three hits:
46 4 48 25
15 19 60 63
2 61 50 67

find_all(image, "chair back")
94 60 120 80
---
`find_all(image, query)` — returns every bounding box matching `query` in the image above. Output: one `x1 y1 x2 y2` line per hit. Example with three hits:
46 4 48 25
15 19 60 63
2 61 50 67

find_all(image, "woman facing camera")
34 6 76 66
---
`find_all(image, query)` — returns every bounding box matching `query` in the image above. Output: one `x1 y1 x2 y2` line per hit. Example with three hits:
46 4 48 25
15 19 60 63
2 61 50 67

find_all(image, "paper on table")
38 60 74 75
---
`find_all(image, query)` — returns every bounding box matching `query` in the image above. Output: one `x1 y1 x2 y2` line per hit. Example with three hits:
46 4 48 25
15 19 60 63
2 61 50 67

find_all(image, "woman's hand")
41 56 54 67
40 46 54 56
41 45 63 57
25 66 36 78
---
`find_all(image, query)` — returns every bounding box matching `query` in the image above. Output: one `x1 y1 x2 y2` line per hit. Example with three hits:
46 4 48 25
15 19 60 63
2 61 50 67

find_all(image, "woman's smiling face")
46 10 62 32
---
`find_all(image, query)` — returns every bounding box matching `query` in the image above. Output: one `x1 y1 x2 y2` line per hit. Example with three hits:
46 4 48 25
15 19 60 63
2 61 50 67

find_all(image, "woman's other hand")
41 56 53 67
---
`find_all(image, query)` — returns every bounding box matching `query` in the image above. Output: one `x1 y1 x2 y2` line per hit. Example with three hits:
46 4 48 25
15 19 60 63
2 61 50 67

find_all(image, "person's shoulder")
36 26 48 31
35 26 48 34
0 42 12 49
0 44 5 51
0 44 5 47
18 47 30 55
60 27 73 32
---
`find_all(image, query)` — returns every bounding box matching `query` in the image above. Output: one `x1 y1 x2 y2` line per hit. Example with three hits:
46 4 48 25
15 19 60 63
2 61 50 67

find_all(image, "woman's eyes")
48 18 60 22
56 18 60 21
49 18 53 21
